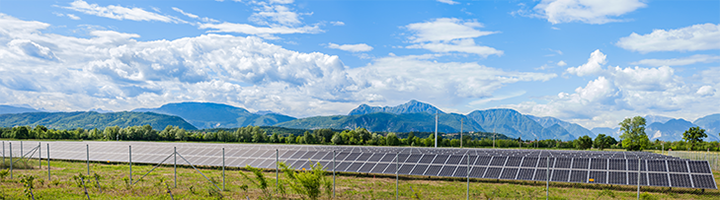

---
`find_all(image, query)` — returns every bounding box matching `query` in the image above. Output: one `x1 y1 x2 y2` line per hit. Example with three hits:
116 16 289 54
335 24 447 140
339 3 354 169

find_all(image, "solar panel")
6 140 714 190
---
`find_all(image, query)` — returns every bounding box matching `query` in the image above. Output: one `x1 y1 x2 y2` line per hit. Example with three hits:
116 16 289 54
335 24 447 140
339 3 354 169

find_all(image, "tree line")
1 116 719 151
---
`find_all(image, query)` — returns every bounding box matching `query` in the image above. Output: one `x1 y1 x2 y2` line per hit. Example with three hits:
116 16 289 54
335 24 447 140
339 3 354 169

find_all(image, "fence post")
129 145 132 184
47 143 50 180
38 142 41 169
466 153 469 200
2 141 4 166
275 149 278 192
546 156 549 200
9 142 12 179
637 158 641 200
20 141 22 158
174 147 177 188
396 152 399 200
333 150 336 199
222 147 225 191
86 144 90 176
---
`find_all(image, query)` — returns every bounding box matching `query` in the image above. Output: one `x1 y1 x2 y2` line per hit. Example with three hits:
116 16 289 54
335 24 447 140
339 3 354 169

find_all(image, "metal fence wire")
669 151 720 171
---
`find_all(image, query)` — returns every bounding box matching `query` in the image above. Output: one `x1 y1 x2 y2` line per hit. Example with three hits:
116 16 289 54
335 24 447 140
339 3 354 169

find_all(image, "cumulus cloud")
617 23 720 53
632 54 720 67
404 18 502 57
557 60 567 66
63 0 185 23
566 49 606 76
531 0 646 24
327 43 373 52
506 49 720 128
0 13 554 117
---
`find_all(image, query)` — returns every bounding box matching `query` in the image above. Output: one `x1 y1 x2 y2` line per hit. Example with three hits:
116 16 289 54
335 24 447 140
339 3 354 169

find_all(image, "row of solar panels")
1 141 715 189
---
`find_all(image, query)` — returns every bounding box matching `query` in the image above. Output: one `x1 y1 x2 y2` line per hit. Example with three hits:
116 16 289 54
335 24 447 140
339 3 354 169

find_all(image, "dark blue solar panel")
501 168 518 179
569 170 587 183
425 165 442 176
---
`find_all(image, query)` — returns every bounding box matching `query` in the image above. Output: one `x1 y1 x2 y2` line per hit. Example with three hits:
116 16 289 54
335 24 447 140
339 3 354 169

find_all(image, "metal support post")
86 144 90 175
47 143 50 180
20 141 23 158
637 159 641 200
2 141 4 165
466 153 469 200
9 143 12 179
275 149 278 192
333 150 336 198
460 118 463 148
396 152 399 200
222 148 225 191
546 156 549 200
38 142 41 169
129 145 132 184
174 147 177 188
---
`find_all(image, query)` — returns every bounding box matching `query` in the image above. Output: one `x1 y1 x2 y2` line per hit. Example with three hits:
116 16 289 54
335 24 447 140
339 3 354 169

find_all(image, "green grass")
0 158 718 199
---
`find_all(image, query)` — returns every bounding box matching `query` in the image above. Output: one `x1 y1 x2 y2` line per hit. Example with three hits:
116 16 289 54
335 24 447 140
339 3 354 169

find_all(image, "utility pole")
435 111 438 148
460 118 463 148
493 128 496 148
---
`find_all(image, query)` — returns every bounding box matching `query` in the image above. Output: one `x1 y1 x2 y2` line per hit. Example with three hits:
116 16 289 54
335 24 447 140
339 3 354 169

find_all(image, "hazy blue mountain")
276 112 485 133
644 115 674 124
526 115 595 139
646 119 698 141
466 109 553 140
541 124 574 141
591 127 621 139
0 111 196 130
133 102 296 129
349 100 445 115
0 105 40 115
694 114 720 140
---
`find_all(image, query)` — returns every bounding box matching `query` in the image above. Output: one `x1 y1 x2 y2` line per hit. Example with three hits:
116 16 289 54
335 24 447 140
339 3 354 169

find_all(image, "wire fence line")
669 151 720 171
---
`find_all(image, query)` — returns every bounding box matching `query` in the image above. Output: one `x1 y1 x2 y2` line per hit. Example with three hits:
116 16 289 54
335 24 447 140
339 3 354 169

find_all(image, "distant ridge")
0 111 197 130
349 100 445 115
133 102 296 129
0 105 40 115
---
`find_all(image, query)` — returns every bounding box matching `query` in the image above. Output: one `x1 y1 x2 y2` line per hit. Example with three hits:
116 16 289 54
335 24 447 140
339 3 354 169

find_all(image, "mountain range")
0 111 196 130
1 100 719 142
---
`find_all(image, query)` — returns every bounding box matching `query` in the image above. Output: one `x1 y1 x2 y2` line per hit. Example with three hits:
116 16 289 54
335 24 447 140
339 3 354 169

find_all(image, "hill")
0 105 40 115
0 111 197 130
133 102 296 129
276 112 485 133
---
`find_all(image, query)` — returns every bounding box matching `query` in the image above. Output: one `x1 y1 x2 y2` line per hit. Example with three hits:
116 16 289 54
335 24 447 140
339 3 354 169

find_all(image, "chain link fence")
668 151 720 171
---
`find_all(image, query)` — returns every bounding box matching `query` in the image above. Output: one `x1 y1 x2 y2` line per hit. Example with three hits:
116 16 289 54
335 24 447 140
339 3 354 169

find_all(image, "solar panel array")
2 140 716 189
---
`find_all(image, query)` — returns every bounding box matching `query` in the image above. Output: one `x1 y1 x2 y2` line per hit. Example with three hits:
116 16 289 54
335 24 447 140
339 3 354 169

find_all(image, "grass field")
0 157 718 200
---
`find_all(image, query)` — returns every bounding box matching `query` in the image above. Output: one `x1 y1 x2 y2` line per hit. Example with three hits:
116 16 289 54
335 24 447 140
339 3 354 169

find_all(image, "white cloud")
505 49 720 129
532 0 646 24
566 49 606 76
250 4 305 26
349 55 556 103
66 14 81 20
404 18 502 57
697 85 715 96
327 43 373 52
617 23 720 53
330 21 344 26
0 13 555 118
172 7 198 18
557 60 567 66
199 22 321 36
632 54 720 66
64 0 184 23
437 0 460 5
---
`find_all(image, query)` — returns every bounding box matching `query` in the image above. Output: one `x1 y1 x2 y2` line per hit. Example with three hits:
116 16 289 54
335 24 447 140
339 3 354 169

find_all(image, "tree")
386 132 400 146
330 133 343 145
574 135 593 150
682 126 707 150
594 134 613 150
619 116 650 151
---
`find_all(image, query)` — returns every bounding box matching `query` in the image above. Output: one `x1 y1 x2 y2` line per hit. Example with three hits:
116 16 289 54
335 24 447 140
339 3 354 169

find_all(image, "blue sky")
0 0 718 128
